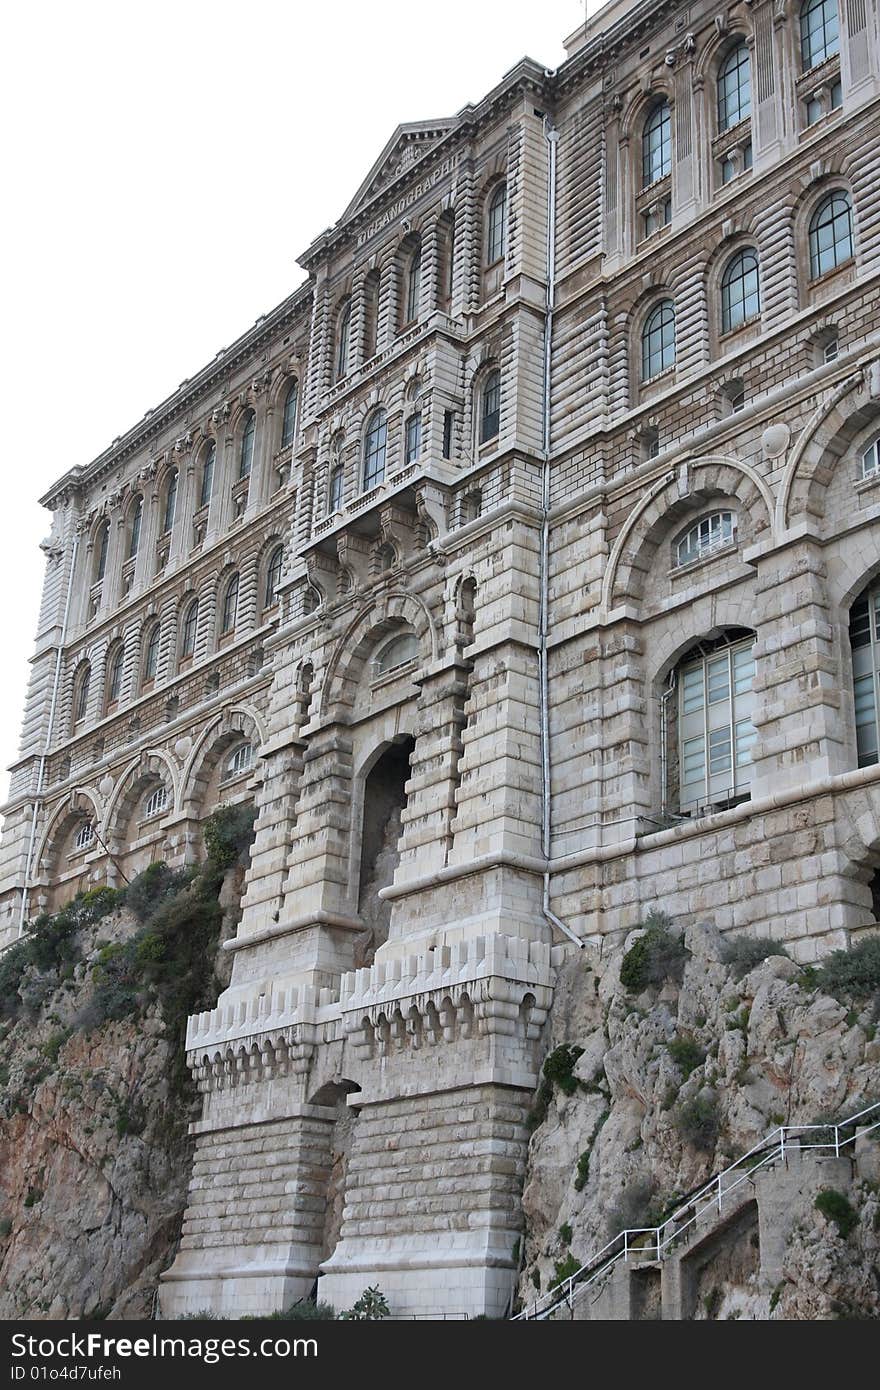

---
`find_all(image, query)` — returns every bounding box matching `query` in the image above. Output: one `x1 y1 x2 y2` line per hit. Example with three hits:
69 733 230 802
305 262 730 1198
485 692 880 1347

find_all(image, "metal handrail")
512 1099 880 1320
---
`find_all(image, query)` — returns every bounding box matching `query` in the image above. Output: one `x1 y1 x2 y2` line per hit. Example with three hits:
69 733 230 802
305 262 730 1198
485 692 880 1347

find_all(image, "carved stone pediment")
341 120 457 222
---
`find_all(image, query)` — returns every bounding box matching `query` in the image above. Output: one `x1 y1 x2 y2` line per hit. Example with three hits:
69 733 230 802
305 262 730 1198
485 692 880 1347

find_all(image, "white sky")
0 0 589 800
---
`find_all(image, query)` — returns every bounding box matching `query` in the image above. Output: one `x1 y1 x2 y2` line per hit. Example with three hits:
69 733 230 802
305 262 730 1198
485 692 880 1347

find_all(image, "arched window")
641 300 676 380
224 743 254 780
721 249 761 333
143 623 161 683
73 665 90 725
265 546 283 608
480 370 501 443
74 822 95 851
676 512 736 567
405 411 422 464
374 631 419 677
440 212 456 303
181 600 199 658
718 42 751 131
676 633 757 812
329 464 344 513
107 644 124 705
849 582 880 765
95 521 110 582
239 411 256 480
336 303 351 382
281 381 299 449
405 245 421 324
162 469 178 534
363 272 380 359
200 441 215 508
642 101 671 187
128 496 143 560
487 185 507 264
221 573 239 633
143 786 168 821
808 191 853 278
363 409 388 491
801 0 839 69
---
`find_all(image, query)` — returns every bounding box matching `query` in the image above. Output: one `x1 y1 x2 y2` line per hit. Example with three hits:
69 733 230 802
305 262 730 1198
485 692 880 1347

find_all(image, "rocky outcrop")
518 922 880 1320
0 856 246 1320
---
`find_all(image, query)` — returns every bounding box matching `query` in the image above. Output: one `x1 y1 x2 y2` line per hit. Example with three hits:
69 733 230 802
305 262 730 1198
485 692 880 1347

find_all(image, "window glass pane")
641 301 676 380
721 250 761 333
709 726 732 776
363 411 388 490
809 192 853 278
239 414 255 480
681 665 705 714
281 383 298 448
487 186 506 264
801 0 839 69
481 372 501 442
201 444 215 507
405 413 421 464
718 43 751 131
642 101 671 186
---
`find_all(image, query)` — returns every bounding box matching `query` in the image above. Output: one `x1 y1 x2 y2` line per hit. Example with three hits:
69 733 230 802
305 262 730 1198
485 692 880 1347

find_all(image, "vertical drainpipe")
18 534 80 935
540 116 582 951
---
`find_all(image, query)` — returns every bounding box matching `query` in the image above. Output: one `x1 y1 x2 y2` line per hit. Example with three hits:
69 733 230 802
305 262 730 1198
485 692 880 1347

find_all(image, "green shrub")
573 1108 609 1191
815 936 880 1002
23 1187 43 1208
530 1267 540 1290
667 1034 705 1079
722 936 791 980
41 1029 71 1064
527 1043 584 1130
203 804 257 871
265 1301 337 1321
675 1095 720 1152
0 1217 12 1237
558 1222 572 1245
549 1253 580 1290
543 1044 584 1096
125 863 194 924
341 1286 389 1320
815 1188 859 1239
620 913 688 992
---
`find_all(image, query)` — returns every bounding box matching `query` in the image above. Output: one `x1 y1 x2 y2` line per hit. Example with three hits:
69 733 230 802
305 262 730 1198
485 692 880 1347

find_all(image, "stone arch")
619 80 675 145
777 367 880 530
320 591 438 717
34 787 103 878
693 22 754 87
103 749 179 845
651 616 759 691
180 704 266 816
602 455 774 613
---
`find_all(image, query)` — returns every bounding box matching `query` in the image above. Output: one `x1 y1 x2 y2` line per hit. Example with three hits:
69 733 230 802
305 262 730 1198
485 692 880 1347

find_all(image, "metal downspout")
540 117 582 951
18 534 80 935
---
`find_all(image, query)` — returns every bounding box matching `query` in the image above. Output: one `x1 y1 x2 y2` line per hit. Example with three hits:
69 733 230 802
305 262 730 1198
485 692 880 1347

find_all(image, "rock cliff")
517 918 880 1319
0 809 252 1320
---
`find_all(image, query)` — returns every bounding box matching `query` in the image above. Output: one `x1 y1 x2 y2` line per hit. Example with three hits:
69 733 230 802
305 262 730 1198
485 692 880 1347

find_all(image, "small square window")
830 80 843 110
721 157 736 185
823 336 839 363
806 96 823 125
742 141 753 171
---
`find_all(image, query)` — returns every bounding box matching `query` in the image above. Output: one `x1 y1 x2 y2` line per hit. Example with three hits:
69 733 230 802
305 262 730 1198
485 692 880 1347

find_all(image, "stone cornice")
40 284 314 511
298 59 552 272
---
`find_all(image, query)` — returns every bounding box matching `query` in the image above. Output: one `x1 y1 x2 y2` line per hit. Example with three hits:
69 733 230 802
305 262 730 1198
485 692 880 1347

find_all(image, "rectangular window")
405 413 421 465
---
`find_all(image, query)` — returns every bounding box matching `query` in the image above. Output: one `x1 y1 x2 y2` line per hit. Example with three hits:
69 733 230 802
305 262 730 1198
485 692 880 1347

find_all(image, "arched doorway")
356 738 414 966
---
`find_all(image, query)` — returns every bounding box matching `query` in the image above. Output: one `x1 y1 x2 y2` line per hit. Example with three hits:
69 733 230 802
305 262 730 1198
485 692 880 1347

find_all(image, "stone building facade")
2 0 879 1319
